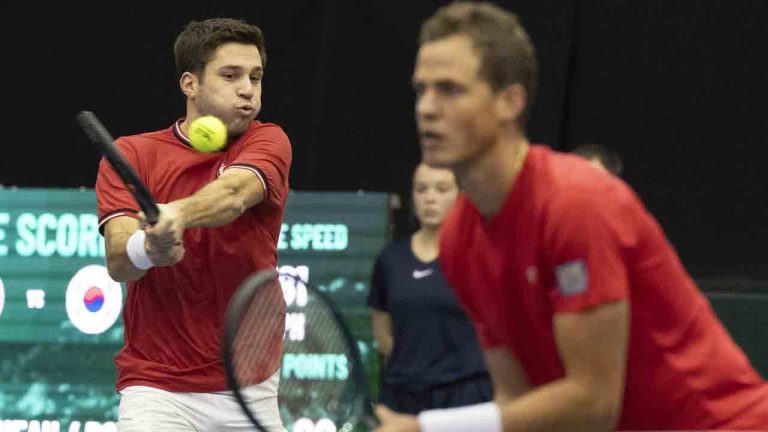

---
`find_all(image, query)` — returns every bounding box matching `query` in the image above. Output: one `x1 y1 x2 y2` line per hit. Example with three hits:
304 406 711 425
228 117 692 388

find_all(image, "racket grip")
143 206 159 225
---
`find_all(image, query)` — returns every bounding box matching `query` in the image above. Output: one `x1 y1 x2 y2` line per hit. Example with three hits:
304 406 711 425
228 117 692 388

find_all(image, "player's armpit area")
554 299 629 426
483 347 531 403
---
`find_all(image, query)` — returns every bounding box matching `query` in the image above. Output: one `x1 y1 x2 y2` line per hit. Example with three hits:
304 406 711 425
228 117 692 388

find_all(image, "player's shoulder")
244 121 291 143
541 147 637 207
532 146 645 228
115 125 176 152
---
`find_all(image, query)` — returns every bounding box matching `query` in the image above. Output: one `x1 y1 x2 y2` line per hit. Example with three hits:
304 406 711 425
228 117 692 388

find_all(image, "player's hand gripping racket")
223 269 377 431
76 111 160 224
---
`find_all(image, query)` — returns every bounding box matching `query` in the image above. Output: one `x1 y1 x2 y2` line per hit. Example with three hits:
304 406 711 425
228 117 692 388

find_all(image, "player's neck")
457 135 529 219
180 104 202 136
411 228 440 263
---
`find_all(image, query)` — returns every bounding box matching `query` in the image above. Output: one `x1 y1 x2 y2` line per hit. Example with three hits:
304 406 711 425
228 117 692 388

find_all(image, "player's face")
413 35 501 170
194 42 263 136
412 164 458 229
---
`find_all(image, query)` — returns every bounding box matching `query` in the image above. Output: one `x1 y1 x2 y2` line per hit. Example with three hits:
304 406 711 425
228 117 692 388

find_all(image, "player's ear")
180 72 199 98
495 83 526 123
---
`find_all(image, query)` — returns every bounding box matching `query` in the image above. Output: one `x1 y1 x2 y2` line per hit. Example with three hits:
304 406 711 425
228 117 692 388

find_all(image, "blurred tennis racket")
223 268 377 431
76 110 160 224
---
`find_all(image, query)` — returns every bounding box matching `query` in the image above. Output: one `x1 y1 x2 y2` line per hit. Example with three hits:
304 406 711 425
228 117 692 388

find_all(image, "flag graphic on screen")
84 287 105 312
66 265 123 334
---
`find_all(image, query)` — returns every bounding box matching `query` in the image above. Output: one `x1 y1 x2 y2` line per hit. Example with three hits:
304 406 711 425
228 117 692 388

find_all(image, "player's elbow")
106 255 141 283
221 181 250 218
224 192 248 220
107 262 130 283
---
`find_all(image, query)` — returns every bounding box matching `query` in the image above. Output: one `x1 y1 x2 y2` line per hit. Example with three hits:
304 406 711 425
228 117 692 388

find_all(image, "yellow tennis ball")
189 115 228 152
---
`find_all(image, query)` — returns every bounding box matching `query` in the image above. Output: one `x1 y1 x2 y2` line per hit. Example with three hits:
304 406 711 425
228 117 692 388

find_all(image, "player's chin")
420 150 455 170
228 118 253 136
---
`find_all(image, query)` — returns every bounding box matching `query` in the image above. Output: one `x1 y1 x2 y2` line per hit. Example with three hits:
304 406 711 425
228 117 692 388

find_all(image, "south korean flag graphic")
66 265 123 334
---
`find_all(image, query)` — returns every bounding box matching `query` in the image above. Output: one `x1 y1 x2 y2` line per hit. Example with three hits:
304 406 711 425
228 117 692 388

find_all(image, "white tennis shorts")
117 370 284 432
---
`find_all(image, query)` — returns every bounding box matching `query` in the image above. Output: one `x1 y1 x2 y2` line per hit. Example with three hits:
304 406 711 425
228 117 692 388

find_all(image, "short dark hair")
174 18 266 80
420 2 538 127
571 143 624 176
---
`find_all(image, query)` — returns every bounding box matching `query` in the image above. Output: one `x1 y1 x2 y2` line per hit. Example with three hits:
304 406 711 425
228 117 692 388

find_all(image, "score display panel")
0 188 388 432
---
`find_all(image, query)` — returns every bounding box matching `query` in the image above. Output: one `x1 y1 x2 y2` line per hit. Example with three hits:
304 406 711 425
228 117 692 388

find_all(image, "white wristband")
126 230 154 270
417 402 502 432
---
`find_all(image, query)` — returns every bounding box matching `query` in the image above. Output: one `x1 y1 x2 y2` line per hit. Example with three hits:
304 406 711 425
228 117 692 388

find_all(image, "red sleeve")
95 138 142 233
543 186 633 313
227 124 292 207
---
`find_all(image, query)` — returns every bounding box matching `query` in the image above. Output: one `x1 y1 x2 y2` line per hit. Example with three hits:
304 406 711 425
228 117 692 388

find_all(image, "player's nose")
416 89 439 121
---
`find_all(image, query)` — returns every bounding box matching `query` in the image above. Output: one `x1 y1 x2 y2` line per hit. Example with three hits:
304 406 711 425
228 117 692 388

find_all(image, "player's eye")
436 82 464 95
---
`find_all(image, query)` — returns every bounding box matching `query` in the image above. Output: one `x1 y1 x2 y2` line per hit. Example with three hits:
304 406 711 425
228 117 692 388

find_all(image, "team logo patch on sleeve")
555 259 588 296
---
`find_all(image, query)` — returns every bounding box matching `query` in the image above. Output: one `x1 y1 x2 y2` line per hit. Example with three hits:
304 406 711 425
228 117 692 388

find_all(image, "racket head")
77 110 160 224
223 268 286 431
223 269 377 431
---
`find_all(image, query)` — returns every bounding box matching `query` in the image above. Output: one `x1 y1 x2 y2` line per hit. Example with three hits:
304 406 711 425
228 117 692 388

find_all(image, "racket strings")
233 278 285 386
279 283 364 423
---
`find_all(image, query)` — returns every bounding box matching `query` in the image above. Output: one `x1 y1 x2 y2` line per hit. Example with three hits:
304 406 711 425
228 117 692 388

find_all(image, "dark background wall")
2 0 766 281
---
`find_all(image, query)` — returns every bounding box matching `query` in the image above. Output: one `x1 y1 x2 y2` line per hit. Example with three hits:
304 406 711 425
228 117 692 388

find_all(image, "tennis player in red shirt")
96 18 290 431
376 2 768 431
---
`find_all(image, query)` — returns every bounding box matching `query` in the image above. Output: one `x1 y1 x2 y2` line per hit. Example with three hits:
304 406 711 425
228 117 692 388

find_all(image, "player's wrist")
417 402 502 432
126 230 154 270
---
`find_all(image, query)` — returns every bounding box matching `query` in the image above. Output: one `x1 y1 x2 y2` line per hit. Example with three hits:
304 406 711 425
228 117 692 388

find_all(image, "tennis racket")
77 110 160 224
223 268 377 431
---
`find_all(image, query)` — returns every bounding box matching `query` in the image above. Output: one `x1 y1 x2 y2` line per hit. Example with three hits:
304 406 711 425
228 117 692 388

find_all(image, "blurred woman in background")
367 163 492 414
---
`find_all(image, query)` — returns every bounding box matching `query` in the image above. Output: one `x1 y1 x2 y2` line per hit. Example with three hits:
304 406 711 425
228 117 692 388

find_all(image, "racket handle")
143 207 159 225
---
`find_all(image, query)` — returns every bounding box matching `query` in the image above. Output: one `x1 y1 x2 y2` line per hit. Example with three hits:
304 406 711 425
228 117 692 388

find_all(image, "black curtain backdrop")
2 1 766 279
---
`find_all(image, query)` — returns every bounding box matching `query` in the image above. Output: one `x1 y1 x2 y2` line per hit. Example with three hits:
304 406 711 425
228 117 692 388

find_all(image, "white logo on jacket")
412 269 434 280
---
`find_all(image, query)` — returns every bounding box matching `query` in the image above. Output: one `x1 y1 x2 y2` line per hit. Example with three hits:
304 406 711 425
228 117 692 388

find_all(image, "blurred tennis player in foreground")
376 2 768 430
96 18 290 431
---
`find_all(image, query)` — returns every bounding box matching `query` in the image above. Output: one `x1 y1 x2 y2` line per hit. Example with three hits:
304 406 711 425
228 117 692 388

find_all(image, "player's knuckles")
149 246 184 266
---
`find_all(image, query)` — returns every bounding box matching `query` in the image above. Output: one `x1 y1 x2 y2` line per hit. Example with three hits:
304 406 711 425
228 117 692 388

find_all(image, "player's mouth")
419 131 444 148
235 105 255 116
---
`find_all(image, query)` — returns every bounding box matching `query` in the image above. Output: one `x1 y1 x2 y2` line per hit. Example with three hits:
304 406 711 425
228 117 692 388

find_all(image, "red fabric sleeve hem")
98 209 140 235
552 291 628 314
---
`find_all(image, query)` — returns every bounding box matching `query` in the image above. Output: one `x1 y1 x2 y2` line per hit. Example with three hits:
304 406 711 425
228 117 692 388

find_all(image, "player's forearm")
497 378 620 432
105 232 147 282
173 176 253 229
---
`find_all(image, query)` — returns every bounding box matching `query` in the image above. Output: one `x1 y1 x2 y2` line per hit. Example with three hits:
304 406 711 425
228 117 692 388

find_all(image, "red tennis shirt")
440 145 768 429
96 120 291 392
